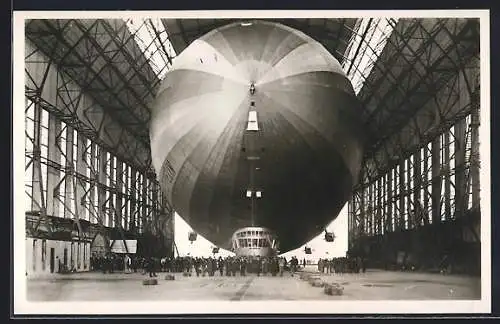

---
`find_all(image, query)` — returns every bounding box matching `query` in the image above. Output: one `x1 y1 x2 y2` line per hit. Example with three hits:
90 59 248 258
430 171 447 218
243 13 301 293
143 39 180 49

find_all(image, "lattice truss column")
24 35 167 245
348 18 480 247
24 103 164 239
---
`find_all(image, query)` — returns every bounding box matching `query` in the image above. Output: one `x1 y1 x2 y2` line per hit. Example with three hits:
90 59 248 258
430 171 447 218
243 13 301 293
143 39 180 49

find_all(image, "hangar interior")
23 18 480 275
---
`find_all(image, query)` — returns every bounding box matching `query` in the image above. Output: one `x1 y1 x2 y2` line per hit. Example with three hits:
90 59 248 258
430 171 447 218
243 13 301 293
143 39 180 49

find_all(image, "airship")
150 20 365 254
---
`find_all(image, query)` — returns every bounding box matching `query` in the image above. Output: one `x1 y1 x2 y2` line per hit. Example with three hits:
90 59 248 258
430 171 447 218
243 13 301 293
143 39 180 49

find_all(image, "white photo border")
12 9 492 315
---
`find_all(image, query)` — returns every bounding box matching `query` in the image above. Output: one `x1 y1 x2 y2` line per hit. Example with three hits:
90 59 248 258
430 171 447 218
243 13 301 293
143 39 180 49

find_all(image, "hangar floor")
26 268 480 301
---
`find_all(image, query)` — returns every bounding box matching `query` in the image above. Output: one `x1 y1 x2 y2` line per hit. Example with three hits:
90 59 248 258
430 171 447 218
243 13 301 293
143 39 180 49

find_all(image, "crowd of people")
90 253 368 277
153 255 303 278
317 256 366 274
90 253 306 277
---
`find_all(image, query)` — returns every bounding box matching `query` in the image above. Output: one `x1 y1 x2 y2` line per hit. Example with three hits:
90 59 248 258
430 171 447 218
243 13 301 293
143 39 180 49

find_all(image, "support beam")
454 118 466 218
431 137 441 224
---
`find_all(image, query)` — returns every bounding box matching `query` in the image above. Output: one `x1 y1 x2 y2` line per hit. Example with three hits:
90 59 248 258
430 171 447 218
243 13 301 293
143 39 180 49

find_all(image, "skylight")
342 18 399 95
125 18 177 80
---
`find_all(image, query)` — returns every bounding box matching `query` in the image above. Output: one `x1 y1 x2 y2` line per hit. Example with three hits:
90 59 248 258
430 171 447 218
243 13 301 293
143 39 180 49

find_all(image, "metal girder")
163 18 357 64
356 19 479 187
367 19 477 138
24 31 170 249
24 105 165 239
358 63 479 188
349 18 480 247
71 20 152 121
30 20 151 145
98 19 160 101
272 18 355 62
350 104 480 243
360 19 479 161
25 37 152 173
145 19 173 66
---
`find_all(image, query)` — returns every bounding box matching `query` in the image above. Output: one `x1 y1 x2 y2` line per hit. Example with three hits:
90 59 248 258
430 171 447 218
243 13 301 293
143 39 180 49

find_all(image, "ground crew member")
218 257 224 276
232 258 238 276
279 257 285 276
147 257 157 278
240 258 246 276
225 258 231 276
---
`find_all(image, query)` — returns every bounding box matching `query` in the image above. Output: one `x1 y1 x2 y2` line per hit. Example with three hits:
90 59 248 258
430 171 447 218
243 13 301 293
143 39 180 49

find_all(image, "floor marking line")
230 277 254 301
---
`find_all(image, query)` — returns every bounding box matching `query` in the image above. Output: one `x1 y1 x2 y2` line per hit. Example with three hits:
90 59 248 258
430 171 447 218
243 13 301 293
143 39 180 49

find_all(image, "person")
211 258 217 277
256 257 262 277
231 258 238 276
160 257 166 272
147 257 157 278
202 259 207 277
207 258 214 277
240 258 246 276
261 258 267 276
270 257 278 276
218 257 224 276
165 257 172 273
290 256 298 276
194 258 201 277
225 258 231 276
279 257 285 276
109 254 115 273
124 254 131 273
56 256 62 273
103 255 110 274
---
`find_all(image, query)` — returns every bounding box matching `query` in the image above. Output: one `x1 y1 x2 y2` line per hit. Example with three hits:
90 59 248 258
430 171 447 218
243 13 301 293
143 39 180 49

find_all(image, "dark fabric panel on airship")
256 23 310 66
167 117 208 222
151 21 365 252
153 69 227 111
259 73 364 180
188 98 250 242
199 29 240 66
259 70 357 97
157 106 214 204
254 93 353 251
165 93 247 226
205 112 253 245
182 89 354 251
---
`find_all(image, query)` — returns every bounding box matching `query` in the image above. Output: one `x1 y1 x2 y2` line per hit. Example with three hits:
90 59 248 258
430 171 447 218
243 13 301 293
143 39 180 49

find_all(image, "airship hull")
150 21 365 253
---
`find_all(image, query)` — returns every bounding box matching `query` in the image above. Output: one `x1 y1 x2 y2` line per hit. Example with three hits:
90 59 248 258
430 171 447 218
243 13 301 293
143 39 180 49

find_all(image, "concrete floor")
26 269 481 301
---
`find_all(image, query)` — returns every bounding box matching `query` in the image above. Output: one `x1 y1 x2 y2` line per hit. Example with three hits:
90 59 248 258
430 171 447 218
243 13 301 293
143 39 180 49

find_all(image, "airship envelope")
150 20 365 252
